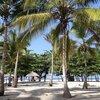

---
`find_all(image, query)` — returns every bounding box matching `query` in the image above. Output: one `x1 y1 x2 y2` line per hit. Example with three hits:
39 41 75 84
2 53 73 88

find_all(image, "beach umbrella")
26 71 39 77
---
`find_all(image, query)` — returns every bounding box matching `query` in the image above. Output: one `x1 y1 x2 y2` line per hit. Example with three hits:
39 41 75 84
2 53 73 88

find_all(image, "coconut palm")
56 34 77 78
78 36 98 89
72 19 100 89
11 29 33 88
6 31 24 87
0 0 23 95
0 37 14 87
11 0 100 98
0 0 12 96
43 29 59 86
47 0 99 97
7 32 17 86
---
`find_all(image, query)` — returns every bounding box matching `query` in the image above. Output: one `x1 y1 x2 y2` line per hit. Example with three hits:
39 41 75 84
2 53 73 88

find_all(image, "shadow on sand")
1 82 100 100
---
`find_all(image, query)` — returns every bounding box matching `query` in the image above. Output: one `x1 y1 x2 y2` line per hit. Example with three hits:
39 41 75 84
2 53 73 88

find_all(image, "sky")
27 21 58 54
0 2 99 54
27 26 79 54
27 35 52 54
27 2 100 54
27 17 80 54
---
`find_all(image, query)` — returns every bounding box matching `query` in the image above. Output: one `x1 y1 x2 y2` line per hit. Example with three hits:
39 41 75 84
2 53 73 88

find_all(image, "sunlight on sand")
0 81 100 100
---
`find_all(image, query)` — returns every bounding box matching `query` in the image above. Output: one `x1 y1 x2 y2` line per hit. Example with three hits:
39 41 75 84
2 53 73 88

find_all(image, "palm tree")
0 0 23 95
72 19 100 89
78 37 97 89
43 29 58 86
56 35 77 80
0 0 11 95
47 0 99 97
6 31 19 86
11 0 100 98
0 37 14 87
11 30 32 88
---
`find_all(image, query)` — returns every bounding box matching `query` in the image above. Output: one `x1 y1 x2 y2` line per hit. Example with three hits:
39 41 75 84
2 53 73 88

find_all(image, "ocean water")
4 74 100 82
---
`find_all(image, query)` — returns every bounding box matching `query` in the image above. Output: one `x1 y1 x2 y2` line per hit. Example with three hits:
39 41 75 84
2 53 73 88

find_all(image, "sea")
4 74 100 83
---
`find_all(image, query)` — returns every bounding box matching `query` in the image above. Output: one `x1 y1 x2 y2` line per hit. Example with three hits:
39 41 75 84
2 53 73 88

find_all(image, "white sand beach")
0 81 100 100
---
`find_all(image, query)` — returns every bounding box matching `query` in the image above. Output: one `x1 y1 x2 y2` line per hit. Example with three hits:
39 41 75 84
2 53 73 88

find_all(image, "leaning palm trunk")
62 30 71 98
0 21 8 96
49 50 54 86
83 58 88 89
12 52 19 88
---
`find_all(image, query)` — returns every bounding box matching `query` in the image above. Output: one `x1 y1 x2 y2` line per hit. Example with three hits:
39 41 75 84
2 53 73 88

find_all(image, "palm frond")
11 13 51 31
86 34 100 45
74 8 100 23
85 8 100 21
87 20 100 42
16 30 31 51
73 8 100 43
88 47 96 57
24 0 40 9
0 22 11 33
75 0 99 6
0 41 3 46
72 21 86 39
45 23 62 42
86 35 95 45
0 26 5 33
15 17 52 51
77 46 82 56
55 33 77 60
55 36 63 57
46 0 64 8
43 34 52 44
52 23 62 41
8 31 17 42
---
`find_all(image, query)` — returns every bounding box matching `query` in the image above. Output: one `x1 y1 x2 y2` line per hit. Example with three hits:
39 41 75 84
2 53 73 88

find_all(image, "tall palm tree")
56 35 77 79
0 36 14 87
11 0 100 98
78 37 97 89
43 29 58 86
72 19 100 89
0 0 11 95
7 31 20 86
47 0 99 97
11 30 32 88
0 0 23 95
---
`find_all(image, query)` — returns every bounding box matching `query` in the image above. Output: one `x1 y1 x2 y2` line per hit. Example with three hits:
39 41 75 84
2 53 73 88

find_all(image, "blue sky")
28 2 100 54
0 2 99 54
27 21 58 54
28 34 79 54
27 26 78 54
27 35 52 54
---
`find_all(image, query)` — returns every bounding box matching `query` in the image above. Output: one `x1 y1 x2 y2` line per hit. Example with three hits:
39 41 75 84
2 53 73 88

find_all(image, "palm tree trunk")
8 69 12 86
49 50 54 86
0 65 4 96
12 52 19 88
62 30 71 98
0 20 8 96
83 58 88 89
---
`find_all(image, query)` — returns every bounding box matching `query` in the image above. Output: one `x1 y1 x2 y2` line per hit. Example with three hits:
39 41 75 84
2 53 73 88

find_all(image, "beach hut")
26 71 39 82
26 71 39 77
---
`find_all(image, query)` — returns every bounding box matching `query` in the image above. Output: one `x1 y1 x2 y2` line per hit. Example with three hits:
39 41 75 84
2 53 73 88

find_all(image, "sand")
0 81 100 100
